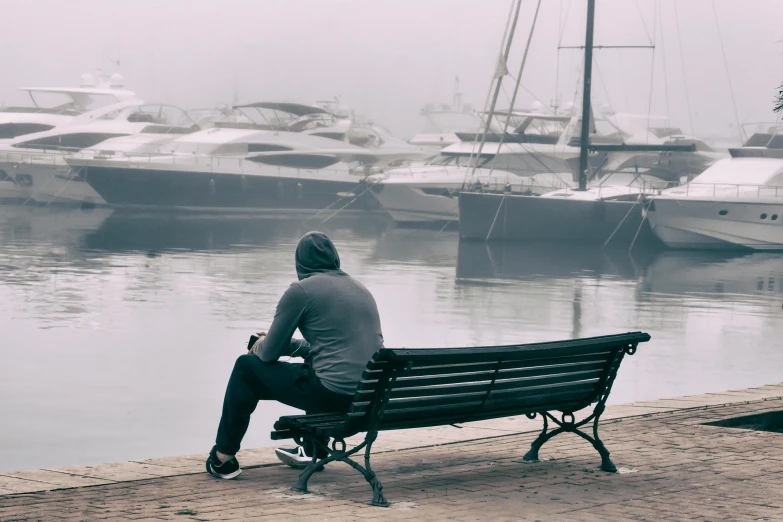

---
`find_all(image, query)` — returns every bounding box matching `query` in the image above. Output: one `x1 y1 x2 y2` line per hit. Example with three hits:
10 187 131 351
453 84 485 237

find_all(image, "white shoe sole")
275 448 312 469
208 462 242 479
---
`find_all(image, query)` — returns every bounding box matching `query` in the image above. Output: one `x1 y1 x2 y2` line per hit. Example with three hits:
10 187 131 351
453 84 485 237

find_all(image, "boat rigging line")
468 0 524 180
462 0 520 190
672 1 695 138
486 0 544 179
628 199 653 252
644 0 658 148
657 0 672 128
710 0 745 144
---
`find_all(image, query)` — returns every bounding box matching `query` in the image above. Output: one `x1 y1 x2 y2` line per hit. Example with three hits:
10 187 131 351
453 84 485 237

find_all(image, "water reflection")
456 241 651 282
643 251 783 298
83 210 389 254
0 206 781 474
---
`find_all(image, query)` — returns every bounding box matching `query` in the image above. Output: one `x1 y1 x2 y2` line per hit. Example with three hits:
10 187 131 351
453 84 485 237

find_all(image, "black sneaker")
206 445 242 479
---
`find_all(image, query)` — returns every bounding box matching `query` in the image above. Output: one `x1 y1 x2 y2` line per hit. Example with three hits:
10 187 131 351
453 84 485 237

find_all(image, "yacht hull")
78 164 377 212
370 183 459 223
647 198 783 250
0 160 105 206
370 177 562 224
458 191 660 245
0 180 30 204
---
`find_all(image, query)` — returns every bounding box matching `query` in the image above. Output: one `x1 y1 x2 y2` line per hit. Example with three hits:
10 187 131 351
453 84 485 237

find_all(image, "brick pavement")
1 388 782 521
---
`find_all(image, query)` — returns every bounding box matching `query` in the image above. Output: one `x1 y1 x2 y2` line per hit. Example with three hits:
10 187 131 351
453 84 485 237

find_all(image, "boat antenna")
453 76 462 111
577 0 596 191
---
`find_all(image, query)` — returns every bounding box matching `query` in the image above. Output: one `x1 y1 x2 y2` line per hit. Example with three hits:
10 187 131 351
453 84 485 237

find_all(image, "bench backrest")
345 332 650 432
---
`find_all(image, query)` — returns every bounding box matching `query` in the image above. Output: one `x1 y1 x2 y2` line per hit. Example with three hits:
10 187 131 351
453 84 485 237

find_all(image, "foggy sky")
1 0 781 141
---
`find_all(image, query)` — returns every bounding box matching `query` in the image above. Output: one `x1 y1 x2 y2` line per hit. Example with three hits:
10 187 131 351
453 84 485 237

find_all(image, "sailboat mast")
577 0 596 191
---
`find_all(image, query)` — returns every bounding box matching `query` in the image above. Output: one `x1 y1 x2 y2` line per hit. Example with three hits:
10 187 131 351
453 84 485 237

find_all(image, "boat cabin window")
427 154 491 168
12 132 128 151
510 116 567 140
249 143 294 153
0 169 15 183
311 131 346 141
209 143 295 155
743 133 774 148
140 125 195 135
127 112 157 123
0 122 56 139
247 153 341 169
767 135 783 149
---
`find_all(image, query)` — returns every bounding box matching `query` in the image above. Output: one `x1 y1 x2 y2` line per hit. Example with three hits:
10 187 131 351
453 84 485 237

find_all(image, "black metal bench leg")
291 440 321 493
524 414 558 461
570 413 617 472
591 415 616 472
362 432 388 507
289 433 389 506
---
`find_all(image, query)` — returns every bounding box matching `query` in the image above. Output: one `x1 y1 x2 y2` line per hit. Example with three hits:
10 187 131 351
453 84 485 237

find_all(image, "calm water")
1 206 782 473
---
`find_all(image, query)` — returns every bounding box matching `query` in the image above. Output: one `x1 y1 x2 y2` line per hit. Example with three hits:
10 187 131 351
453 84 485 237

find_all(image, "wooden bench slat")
349 378 600 414
356 361 608 394
372 401 587 431
354 384 598 423
354 368 604 401
379 332 649 363
401 351 612 376
359 351 618 383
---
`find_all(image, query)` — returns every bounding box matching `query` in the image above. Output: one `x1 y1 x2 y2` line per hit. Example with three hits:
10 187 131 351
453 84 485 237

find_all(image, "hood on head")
295 231 341 280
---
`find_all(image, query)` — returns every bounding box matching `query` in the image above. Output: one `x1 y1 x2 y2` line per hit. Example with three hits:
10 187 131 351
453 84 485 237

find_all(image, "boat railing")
551 180 673 199
679 182 783 199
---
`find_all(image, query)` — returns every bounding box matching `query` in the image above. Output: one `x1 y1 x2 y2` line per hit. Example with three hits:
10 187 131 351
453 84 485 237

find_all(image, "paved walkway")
1 384 782 521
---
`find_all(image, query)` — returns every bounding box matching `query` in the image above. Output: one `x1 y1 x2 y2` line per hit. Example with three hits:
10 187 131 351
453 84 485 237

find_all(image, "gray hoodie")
255 231 384 395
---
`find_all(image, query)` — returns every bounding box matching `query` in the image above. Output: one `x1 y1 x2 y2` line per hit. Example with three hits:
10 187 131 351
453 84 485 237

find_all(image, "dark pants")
215 354 353 455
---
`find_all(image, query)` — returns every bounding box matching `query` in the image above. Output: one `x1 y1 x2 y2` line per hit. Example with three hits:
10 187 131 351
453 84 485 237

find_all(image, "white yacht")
367 165 529 224
67 126 388 212
646 125 783 250
0 72 137 141
0 103 195 206
368 112 607 223
229 101 430 167
0 73 139 203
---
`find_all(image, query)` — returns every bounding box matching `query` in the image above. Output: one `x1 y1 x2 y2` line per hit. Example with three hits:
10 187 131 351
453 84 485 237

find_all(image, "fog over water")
1 0 781 139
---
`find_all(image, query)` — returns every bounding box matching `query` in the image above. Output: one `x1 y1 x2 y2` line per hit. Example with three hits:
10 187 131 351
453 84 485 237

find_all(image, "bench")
272 331 651 506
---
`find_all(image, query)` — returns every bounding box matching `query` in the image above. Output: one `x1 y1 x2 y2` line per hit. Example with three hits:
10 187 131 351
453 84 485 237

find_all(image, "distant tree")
776 83 783 114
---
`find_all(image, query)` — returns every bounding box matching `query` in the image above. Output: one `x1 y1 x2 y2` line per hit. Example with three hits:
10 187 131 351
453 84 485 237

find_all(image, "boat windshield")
508 115 568 140
426 154 491 168
233 104 343 133
592 171 669 189
741 123 783 148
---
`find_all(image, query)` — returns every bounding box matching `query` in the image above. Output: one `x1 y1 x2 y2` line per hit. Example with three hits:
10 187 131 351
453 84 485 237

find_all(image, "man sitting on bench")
206 231 385 479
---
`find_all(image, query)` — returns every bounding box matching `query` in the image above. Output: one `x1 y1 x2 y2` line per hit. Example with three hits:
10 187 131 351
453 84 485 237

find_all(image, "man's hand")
248 332 266 354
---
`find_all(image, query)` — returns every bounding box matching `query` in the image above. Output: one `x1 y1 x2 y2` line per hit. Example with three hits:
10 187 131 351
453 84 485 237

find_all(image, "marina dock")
2 383 782 521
